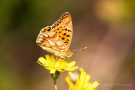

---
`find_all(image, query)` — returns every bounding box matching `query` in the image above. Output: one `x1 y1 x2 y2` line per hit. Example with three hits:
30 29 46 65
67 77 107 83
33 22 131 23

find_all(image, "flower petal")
37 55 78 73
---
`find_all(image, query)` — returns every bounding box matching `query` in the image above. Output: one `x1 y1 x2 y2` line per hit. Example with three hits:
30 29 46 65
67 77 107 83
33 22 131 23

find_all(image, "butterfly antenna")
72 46 87 52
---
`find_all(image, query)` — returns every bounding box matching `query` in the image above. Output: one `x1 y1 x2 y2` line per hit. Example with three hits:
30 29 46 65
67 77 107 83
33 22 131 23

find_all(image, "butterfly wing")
36 12 73 57
36 26 61 52
51 12 73 52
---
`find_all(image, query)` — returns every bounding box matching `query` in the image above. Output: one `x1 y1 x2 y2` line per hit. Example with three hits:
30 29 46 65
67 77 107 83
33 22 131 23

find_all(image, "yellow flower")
65 68 99 90
37 55 78 74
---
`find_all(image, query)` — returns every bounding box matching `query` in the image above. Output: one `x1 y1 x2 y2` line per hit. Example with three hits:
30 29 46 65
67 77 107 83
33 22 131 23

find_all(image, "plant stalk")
54 84 58 90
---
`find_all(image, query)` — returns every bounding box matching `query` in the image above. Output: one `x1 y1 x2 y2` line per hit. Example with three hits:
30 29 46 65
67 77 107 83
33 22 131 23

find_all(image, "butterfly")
36 12 73 58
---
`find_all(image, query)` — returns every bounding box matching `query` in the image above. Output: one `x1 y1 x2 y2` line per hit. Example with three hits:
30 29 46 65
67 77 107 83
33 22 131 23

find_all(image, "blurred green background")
0 0 135 90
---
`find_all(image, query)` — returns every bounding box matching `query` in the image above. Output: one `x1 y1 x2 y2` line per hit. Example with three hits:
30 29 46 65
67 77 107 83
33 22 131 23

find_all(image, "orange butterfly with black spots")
36 12 73 58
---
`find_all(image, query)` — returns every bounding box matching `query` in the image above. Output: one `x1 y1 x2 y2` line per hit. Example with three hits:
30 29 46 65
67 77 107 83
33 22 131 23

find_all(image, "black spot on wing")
62 37 65 40
63 33 66 35
65 28 67 31
64 41 68 43
68 30 71 32
67 35 70 37
59 31 61 33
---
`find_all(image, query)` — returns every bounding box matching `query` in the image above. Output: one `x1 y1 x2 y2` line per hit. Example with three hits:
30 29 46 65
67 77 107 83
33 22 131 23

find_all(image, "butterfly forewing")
51 12 73 51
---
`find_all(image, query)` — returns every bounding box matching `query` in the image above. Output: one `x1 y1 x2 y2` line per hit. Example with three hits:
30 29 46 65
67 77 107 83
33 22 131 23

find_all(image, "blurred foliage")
95 0 135 24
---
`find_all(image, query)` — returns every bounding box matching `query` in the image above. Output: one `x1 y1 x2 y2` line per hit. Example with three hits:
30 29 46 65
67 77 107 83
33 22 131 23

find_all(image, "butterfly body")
36 12 73 58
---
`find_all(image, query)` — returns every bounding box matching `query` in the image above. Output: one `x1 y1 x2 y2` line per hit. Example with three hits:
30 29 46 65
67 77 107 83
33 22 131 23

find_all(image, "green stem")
51 71 60 90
